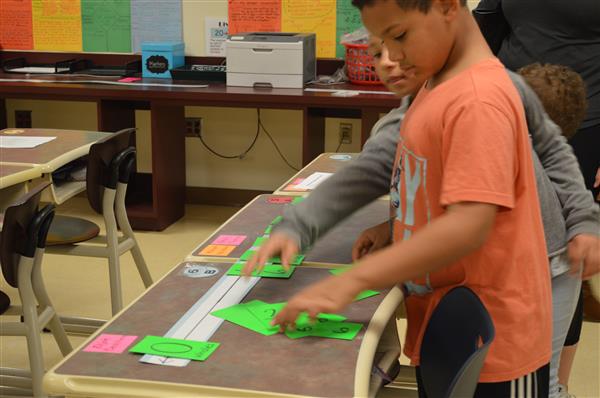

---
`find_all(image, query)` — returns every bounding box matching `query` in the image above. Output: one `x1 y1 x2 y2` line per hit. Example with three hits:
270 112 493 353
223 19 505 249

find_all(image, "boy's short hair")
518 63 587 139
352 0 466 12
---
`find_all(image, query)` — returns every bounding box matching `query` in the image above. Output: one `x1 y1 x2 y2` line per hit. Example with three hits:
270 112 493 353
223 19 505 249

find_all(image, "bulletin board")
0 0 363 59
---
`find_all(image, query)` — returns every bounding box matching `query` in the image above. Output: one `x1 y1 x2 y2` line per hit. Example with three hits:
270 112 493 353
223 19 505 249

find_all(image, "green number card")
329 269 380 301
269 254 305 266
227 262 296 278
129 336 219 361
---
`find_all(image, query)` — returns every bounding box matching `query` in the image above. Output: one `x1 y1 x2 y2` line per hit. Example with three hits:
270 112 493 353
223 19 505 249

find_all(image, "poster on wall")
204 17 228 56
228 0 281 34
81 0 131 52
32 0 83 51
131 0 183 53
0 0 34 50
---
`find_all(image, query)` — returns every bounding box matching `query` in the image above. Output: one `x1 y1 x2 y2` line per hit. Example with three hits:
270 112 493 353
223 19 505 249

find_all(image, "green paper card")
253 236 269 247
270 254 305 266
285 320 363 340
329 268 349 276
211 301 279 335
239 249 257 261
264 225 273 234
354 290 380 301
129 336 219 361
292 197 304 205
270 215 283 225
227 262 295 278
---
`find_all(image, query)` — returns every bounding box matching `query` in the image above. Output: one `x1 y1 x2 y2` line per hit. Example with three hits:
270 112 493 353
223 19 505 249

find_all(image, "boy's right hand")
243 232 300 275
352 221 391 261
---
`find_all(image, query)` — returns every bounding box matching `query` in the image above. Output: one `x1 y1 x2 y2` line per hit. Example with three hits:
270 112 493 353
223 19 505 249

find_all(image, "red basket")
343 43 382 85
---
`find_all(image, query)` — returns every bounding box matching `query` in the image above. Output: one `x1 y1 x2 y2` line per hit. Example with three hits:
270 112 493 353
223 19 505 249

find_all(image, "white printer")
226 32 316 89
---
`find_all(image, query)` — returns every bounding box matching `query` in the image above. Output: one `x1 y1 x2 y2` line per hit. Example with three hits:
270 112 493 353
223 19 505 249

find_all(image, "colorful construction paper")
198 244 236 256
131 0 182 53
239 249 257 261
228 0 281 35
213 234 247 246
284 177 308 192
329 269 380 301
270 254 305 266
268 196 294 204
335 0 364 58
292 197 304 205
81 0 131 52
285 319 363 340
84 333 138 353
281 0 337 58
0 0 33 50
211 300 281 335
270 216 283 226
129 335 219 361
32 0 82 51
227 262 296 279
253 236 269 246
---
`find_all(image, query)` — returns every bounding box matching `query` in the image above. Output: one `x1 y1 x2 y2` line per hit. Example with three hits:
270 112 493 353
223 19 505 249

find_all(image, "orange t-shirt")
391 58 552 382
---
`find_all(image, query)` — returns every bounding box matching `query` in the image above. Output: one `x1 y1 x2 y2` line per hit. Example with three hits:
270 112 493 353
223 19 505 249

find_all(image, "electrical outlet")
185 117 202 137
15 110 32 128
339 122 353 144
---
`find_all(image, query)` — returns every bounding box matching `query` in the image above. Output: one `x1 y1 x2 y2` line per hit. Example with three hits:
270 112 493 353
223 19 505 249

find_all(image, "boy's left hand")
568 234 600 280
272 274 363 330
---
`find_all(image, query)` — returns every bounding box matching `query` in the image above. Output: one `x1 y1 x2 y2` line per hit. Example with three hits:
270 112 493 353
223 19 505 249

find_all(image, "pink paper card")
212 234 246 246
268 197 294 204
83 333 138 354
117 77 142 83
284 178 308 192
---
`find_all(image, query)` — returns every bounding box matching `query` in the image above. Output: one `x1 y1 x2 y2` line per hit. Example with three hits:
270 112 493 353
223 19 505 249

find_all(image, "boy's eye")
394 32 406 41
372 52 382 59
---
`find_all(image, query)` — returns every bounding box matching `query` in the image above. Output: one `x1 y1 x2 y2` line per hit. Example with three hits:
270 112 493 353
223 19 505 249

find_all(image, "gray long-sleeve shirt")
276 71 600 277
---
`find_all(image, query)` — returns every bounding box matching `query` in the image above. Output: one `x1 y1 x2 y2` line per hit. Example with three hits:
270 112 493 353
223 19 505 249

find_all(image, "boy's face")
361 0 457 86
368 35 421 97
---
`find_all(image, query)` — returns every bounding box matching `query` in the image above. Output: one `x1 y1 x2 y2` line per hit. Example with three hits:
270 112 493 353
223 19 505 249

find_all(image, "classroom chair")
0 182 72 398
417 286 495 398
45 128 153 333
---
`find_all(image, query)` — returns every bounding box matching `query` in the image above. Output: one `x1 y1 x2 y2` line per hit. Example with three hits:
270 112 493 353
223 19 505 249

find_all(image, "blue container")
141 41 185 78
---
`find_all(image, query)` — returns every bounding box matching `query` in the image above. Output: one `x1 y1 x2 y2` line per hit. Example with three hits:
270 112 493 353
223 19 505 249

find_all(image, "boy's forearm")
343 203 497 291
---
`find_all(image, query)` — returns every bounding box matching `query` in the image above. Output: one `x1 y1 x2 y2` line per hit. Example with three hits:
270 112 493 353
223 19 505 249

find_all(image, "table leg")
361 108 386 147
0 99 7 130
148 102 186 230
303 108 326 166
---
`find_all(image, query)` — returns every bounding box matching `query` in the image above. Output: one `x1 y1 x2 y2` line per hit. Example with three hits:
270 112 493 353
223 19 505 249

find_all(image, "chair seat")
0 290 9 315
47 215 101 245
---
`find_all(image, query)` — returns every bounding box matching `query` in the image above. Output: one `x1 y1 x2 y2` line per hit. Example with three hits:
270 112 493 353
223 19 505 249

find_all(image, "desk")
189 194 389 266
274 152 358 195
0 72 398 231
0 164 41 189
44 260 404 398
0 128 108 204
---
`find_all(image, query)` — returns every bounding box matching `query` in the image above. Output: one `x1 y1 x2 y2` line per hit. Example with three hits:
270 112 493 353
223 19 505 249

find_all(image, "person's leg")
559 289 583 393
549 269 582 398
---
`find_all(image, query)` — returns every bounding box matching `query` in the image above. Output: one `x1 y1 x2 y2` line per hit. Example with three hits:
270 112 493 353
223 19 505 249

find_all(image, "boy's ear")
436 0 460 18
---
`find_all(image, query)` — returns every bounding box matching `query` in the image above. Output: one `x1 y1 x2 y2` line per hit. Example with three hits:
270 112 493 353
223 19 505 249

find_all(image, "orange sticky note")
199 244 236 256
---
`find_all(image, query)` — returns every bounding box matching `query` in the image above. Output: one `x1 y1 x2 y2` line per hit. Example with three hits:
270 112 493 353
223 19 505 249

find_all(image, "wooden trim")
0 98 6 130
186 186 269 207
0 51 345 76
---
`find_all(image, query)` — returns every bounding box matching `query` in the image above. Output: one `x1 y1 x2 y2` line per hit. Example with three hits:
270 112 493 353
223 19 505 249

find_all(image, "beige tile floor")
1 197 599 397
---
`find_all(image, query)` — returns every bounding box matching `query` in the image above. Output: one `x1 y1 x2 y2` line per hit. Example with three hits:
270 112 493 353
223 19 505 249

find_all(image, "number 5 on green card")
129 335 219 361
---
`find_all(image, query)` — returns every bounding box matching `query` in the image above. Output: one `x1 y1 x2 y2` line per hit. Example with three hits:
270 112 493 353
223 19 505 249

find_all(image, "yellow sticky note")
32 0 83 51
281 0 336 58
199 244 236 257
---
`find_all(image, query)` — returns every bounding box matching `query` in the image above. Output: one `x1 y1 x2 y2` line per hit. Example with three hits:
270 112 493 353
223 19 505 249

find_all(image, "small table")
43 260 404 398
188 194 389 266
1 128 109 204
274 152 358 196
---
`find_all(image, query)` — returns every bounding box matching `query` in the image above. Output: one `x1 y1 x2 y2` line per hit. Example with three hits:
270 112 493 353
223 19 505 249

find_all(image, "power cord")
334 140 344 153
196 109 300 171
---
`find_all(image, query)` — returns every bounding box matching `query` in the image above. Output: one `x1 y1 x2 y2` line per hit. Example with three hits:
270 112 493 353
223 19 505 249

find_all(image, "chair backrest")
87 128 136 214
0 182 54 288
419 286 496 398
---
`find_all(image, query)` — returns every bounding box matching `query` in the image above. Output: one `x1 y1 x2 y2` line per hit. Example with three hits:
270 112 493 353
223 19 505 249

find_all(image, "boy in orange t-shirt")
245 1 552 395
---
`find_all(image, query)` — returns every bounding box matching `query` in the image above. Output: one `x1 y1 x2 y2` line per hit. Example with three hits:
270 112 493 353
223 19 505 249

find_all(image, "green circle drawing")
150 342 193 354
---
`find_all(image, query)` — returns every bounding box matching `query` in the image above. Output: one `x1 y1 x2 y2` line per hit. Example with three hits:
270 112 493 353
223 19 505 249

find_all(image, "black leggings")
564 122 600 346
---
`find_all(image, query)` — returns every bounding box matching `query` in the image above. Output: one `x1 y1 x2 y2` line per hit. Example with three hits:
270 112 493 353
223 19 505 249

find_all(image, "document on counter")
0 136 56 148
294 172 333 190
